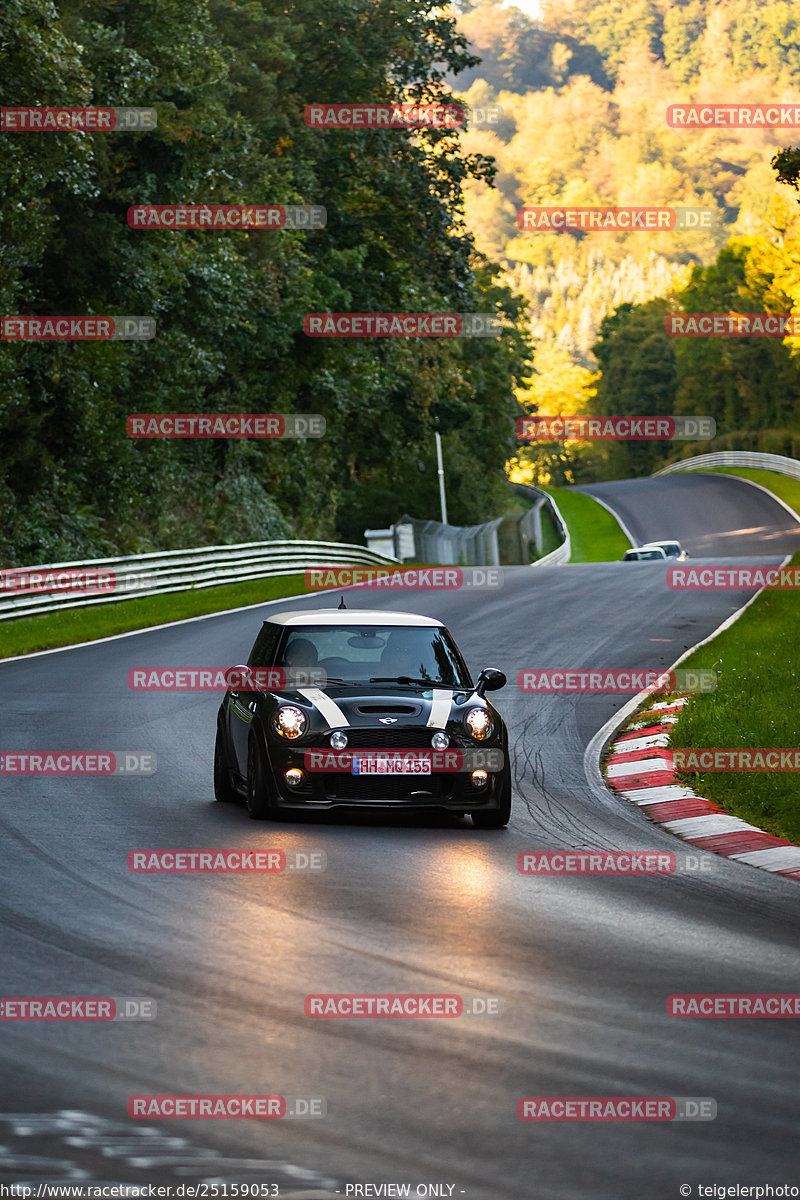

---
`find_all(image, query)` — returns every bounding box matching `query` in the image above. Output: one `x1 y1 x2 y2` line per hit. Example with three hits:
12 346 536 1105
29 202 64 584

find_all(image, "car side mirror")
225 664 253 694
475 668 507 697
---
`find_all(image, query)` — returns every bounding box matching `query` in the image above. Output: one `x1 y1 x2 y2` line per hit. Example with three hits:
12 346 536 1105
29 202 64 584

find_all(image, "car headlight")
274 705 308 739
465 707 493 740
431 731 449 749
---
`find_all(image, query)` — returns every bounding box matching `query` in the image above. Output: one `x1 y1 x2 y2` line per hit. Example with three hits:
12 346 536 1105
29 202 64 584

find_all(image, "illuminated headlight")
285 768 305 788
431 731 449 750
274 706 307 739
465 708 493 740
330 731 348 749
470 770 488 788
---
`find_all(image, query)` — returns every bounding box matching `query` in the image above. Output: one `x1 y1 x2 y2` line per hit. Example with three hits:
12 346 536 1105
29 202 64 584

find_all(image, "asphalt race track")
575 471 800 557
1 472 799 1200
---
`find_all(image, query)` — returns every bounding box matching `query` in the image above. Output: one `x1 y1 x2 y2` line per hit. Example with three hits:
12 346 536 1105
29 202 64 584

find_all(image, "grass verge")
0 558 493 660
623 550 800 844
0 573 316 659
540 487 631 562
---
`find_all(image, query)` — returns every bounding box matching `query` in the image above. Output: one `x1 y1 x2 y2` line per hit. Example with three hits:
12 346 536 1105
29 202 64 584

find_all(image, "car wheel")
213 720 237 803
471 771 511 829
246 732 278 820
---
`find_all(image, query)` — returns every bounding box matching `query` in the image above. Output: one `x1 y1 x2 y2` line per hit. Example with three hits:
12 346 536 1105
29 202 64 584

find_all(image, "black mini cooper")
214 608 511 827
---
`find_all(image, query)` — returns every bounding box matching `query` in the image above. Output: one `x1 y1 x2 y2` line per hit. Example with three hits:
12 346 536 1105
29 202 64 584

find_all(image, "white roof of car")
266 609 444 627
641 540 679 549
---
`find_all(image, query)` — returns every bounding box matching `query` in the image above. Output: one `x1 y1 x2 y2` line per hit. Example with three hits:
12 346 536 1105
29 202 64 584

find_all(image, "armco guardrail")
512 483 571 566
0 540 398 622
656 451 800 480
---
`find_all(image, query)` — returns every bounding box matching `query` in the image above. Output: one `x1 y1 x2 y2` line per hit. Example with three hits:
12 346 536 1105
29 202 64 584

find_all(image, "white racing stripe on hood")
426 689 453 729
298 687 350 729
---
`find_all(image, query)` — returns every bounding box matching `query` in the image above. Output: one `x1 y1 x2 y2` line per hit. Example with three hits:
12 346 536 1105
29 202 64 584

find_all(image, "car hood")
272 683 480 732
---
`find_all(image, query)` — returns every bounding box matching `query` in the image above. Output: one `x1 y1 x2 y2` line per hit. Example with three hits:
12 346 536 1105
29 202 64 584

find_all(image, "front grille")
343 727 438 748
325 774 453 801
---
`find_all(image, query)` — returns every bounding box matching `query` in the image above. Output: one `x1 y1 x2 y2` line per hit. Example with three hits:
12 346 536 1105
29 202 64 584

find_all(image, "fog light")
470 770 488 788
285 768 304 788
330 730 348 749
431 730 449 749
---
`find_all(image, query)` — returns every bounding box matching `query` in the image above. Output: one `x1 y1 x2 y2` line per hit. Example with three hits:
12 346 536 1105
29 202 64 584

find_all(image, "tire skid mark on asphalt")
0 816 153 917
0 900 336 1033
511 705 622 849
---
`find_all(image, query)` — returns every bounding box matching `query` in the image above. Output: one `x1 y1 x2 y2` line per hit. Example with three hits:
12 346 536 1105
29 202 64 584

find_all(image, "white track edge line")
582 552 792 817
0 582 353 664
572 489 636 548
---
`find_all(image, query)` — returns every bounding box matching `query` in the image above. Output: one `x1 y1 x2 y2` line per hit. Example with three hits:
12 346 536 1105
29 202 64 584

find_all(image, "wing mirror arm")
475 668 507 698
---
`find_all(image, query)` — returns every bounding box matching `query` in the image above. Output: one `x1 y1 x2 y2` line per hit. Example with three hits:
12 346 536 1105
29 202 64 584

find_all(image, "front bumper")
266 733 506 811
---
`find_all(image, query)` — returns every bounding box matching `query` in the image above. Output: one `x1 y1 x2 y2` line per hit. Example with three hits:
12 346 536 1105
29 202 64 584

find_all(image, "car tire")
471 771 511 829
213 719 237 803
246 731 279 820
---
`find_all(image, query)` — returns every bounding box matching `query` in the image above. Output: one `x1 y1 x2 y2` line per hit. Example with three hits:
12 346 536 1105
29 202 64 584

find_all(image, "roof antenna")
338 595 347 609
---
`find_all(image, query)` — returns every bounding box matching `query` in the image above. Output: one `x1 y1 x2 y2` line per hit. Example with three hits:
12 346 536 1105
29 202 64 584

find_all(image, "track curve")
1 472 799 1200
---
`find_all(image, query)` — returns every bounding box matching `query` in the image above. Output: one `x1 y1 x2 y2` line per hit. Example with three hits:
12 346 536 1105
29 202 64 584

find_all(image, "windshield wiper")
369 676 443 687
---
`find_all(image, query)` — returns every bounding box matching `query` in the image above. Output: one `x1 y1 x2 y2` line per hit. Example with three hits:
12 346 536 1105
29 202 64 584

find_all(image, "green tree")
590 299 677 477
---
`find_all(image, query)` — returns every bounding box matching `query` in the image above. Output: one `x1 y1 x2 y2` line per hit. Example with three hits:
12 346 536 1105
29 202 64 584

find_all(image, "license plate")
352 755 431 775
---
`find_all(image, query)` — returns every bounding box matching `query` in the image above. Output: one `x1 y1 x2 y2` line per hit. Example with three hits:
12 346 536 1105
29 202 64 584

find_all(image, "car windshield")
639 550 665 559
275 624 471 687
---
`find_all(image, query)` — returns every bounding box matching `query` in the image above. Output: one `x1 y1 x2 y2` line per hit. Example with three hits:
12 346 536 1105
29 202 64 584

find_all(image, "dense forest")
453 0 800 483
0 0 531 565
4 0 800 565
